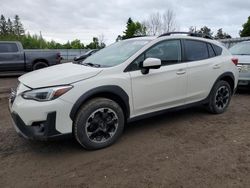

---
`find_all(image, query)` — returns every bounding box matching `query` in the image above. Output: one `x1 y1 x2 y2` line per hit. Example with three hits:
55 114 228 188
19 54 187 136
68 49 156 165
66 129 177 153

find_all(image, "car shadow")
19 106 207 155
236 87 250 95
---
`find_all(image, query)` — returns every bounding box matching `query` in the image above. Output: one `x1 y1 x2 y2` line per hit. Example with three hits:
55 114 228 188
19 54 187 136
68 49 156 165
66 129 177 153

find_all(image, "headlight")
22 85 73 101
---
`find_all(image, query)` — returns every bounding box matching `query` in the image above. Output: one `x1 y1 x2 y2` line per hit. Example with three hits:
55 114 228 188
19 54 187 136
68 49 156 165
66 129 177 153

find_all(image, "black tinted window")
0 43 18 53
145 40 181 65
184 40 209 61
207 43 216 57
126 40 182 71
212 44 223 56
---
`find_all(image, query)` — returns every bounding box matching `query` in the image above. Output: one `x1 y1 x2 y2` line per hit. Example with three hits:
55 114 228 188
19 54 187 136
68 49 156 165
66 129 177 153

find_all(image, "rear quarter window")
207 43 216 58
0 43 18 53
184 40 209 61
212 44 223 56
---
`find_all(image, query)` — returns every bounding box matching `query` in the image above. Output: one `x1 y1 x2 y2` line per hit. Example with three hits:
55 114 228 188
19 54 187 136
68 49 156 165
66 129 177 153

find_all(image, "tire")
207 80 232 114
32 61 48 70
74 98 125 150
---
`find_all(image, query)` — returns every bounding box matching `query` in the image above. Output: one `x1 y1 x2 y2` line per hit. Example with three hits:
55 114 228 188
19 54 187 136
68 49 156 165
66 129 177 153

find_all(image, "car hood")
19 62 103 88
234 55 250 64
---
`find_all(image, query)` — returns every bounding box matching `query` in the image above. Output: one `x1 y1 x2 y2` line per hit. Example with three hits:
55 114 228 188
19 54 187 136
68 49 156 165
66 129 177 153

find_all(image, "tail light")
231 57 238 66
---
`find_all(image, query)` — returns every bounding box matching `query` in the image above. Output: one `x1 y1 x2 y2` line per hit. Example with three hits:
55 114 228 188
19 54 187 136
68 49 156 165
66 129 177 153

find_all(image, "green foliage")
197 26 213 36
0 15 7 35
0 14 105 49
7 18 14 34
118 18 146 40
215 28 231 39
13 15 25 36
70 39 83 49
86 37 99 49
240 16 250 37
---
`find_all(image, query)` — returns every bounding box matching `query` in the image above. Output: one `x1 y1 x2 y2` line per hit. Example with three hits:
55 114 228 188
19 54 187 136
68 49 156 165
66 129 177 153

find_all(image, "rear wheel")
207 80 232 114
74 98 125 150
33 61 48 70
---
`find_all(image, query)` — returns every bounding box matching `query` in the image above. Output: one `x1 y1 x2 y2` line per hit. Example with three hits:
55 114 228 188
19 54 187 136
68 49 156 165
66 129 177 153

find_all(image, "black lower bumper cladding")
11 111 67 140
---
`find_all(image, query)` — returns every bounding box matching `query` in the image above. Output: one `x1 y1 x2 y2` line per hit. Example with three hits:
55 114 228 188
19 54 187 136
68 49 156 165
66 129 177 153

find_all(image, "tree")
197 26 213 37
86 37 99 49
6 18 14 35
116 35 122 42
98 34 106 48
240 16 250 37
215 28 231 39
13 15 24 36
63 41 72 49
120 18 146 40
70 39 82 49
143 13 161 35
162 10 176 33
143 10 177 35
189 26 197 33
0 15 8 35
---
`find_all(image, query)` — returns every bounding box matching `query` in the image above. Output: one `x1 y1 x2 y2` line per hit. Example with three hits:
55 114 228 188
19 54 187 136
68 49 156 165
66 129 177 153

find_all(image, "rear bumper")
238 80 250 87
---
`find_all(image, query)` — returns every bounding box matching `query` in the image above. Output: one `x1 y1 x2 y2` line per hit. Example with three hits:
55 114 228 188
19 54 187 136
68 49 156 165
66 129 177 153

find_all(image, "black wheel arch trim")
69 85 130 121
204 71 235 103
213 71 235 91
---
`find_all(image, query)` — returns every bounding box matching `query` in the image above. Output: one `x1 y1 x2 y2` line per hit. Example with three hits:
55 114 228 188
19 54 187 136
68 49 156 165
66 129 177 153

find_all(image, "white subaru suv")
9 32 239 150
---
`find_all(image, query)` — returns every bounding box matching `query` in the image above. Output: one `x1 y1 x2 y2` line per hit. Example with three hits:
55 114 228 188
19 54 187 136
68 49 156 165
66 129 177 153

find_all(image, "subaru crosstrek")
9 32 239 150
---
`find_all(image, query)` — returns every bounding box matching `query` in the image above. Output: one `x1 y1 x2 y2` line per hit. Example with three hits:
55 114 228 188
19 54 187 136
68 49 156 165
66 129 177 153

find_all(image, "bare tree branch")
143 10 177 35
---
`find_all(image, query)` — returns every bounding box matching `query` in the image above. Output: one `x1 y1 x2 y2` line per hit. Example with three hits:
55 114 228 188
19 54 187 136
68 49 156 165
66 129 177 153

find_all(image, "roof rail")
158 32 214 40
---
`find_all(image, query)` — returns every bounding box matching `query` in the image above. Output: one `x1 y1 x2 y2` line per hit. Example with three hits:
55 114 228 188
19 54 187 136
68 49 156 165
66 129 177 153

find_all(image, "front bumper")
10 110 65 140
8 86 72 140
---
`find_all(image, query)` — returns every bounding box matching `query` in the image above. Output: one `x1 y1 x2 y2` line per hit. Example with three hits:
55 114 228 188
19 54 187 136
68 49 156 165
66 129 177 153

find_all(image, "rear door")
128 39 188 116
0 42 25 71
183 39 224 103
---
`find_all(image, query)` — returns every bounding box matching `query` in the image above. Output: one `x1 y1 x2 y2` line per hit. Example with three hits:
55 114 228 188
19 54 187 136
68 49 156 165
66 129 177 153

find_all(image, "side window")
207 43 216 58
184 40 209 61
212 44 223 56
126 40 182 72
127 54 145 71
0 43 18 53
145 40 181 66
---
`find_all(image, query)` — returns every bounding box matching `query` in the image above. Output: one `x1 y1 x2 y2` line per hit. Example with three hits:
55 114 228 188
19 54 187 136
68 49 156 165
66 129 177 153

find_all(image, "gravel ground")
0 80 250 187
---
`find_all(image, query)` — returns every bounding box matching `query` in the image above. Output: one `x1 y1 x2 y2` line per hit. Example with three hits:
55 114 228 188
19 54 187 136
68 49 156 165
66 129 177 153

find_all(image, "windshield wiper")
82 62 101 67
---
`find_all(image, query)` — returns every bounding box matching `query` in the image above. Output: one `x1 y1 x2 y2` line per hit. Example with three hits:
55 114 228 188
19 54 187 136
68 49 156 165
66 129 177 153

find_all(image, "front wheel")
74 98 125 150
207 80 232 114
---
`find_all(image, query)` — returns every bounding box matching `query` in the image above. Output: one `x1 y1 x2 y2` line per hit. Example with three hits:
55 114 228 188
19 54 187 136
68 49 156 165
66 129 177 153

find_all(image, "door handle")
213 64 221 69
176 69 186 75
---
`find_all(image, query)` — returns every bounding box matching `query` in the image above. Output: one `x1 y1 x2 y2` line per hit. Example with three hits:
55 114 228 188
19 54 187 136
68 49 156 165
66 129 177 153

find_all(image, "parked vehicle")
74 49 99 62
229 41 250 87
0 41 61 73
9 32 239 150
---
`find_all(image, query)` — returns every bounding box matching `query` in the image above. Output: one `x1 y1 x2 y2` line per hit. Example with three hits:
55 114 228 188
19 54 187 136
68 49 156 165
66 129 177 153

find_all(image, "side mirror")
141 58 161 74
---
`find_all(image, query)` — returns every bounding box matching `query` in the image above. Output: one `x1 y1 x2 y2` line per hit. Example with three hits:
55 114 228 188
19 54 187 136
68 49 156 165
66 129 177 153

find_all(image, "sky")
0 0 249 45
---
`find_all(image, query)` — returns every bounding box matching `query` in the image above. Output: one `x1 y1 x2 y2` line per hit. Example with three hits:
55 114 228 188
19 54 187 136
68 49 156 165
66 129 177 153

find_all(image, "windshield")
229 42 250 55
81 39 151 67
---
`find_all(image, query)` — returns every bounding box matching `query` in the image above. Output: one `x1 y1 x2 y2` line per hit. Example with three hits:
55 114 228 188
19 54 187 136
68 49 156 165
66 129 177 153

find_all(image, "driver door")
128 39 187 116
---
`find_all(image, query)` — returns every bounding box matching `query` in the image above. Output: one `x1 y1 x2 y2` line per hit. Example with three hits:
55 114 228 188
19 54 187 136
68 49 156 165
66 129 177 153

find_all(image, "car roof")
124 34 224 49
127 34 217 43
